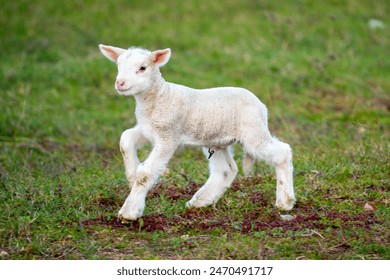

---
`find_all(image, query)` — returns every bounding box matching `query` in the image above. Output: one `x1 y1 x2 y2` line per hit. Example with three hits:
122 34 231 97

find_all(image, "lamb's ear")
99 44 126 63
150 48 171 67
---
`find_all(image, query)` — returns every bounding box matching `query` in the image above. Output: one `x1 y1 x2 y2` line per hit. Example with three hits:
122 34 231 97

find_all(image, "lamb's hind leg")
251 138 295 210
243 152 255 176
186 146 238 208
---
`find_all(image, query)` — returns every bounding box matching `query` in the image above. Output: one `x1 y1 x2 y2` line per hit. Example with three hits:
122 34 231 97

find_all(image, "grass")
0 0 389 260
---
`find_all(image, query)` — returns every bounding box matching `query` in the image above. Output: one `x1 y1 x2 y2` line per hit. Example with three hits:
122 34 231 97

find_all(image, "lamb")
99 44 296 222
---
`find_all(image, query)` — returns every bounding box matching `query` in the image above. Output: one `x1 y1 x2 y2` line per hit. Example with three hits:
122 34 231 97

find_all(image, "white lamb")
99 44 296 221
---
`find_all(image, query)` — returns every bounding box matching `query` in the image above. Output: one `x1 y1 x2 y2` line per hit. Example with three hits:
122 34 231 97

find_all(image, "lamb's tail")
242 152 255 176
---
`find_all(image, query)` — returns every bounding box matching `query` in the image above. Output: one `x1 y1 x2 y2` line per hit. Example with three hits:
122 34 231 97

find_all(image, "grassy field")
0 0 389 260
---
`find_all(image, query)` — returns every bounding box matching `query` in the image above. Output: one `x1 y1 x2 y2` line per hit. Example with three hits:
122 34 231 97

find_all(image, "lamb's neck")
138 73 169 101
134 73 172 117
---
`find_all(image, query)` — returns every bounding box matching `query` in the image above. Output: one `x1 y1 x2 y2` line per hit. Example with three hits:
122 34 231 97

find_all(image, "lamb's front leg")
186 147 238 208
118 142 178 221
119 126 146 187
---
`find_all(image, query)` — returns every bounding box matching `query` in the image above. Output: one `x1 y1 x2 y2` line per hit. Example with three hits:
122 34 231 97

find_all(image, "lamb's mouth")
117 87 132 94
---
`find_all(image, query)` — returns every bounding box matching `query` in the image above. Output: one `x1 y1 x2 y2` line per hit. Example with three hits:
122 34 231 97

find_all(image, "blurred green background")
0 0 388 259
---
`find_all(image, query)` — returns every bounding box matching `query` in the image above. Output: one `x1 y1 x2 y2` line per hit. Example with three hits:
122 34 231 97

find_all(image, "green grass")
0 0 389 260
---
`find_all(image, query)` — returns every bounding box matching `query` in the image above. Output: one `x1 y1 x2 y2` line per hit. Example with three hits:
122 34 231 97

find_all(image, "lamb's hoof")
186 197 214 208
118 215 132 224
118 211 141 223
118 202 144 222
186 200 206 208
185 201 194 208
275 198 295 211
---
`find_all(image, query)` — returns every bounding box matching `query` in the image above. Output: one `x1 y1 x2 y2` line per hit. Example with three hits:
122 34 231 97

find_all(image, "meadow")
0 0 389 259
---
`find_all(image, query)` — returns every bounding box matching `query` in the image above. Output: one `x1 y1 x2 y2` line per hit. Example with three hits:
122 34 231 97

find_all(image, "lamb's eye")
136 66 147 74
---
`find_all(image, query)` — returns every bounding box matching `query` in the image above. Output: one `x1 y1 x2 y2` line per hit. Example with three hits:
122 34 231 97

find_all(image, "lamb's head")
99 44 171 96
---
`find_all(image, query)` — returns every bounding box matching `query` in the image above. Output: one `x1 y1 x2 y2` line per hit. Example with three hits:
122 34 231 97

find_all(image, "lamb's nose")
116 80 126 88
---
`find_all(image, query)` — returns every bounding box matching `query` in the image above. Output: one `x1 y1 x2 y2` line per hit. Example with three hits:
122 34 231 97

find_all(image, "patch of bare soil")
82 205 381 235
82 176 382 235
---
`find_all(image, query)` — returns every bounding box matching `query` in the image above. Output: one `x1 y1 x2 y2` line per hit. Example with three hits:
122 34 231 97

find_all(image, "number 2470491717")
209 266 273 276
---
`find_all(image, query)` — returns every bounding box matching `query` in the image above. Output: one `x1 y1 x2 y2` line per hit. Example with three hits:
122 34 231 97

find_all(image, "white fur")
99 44 296 221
